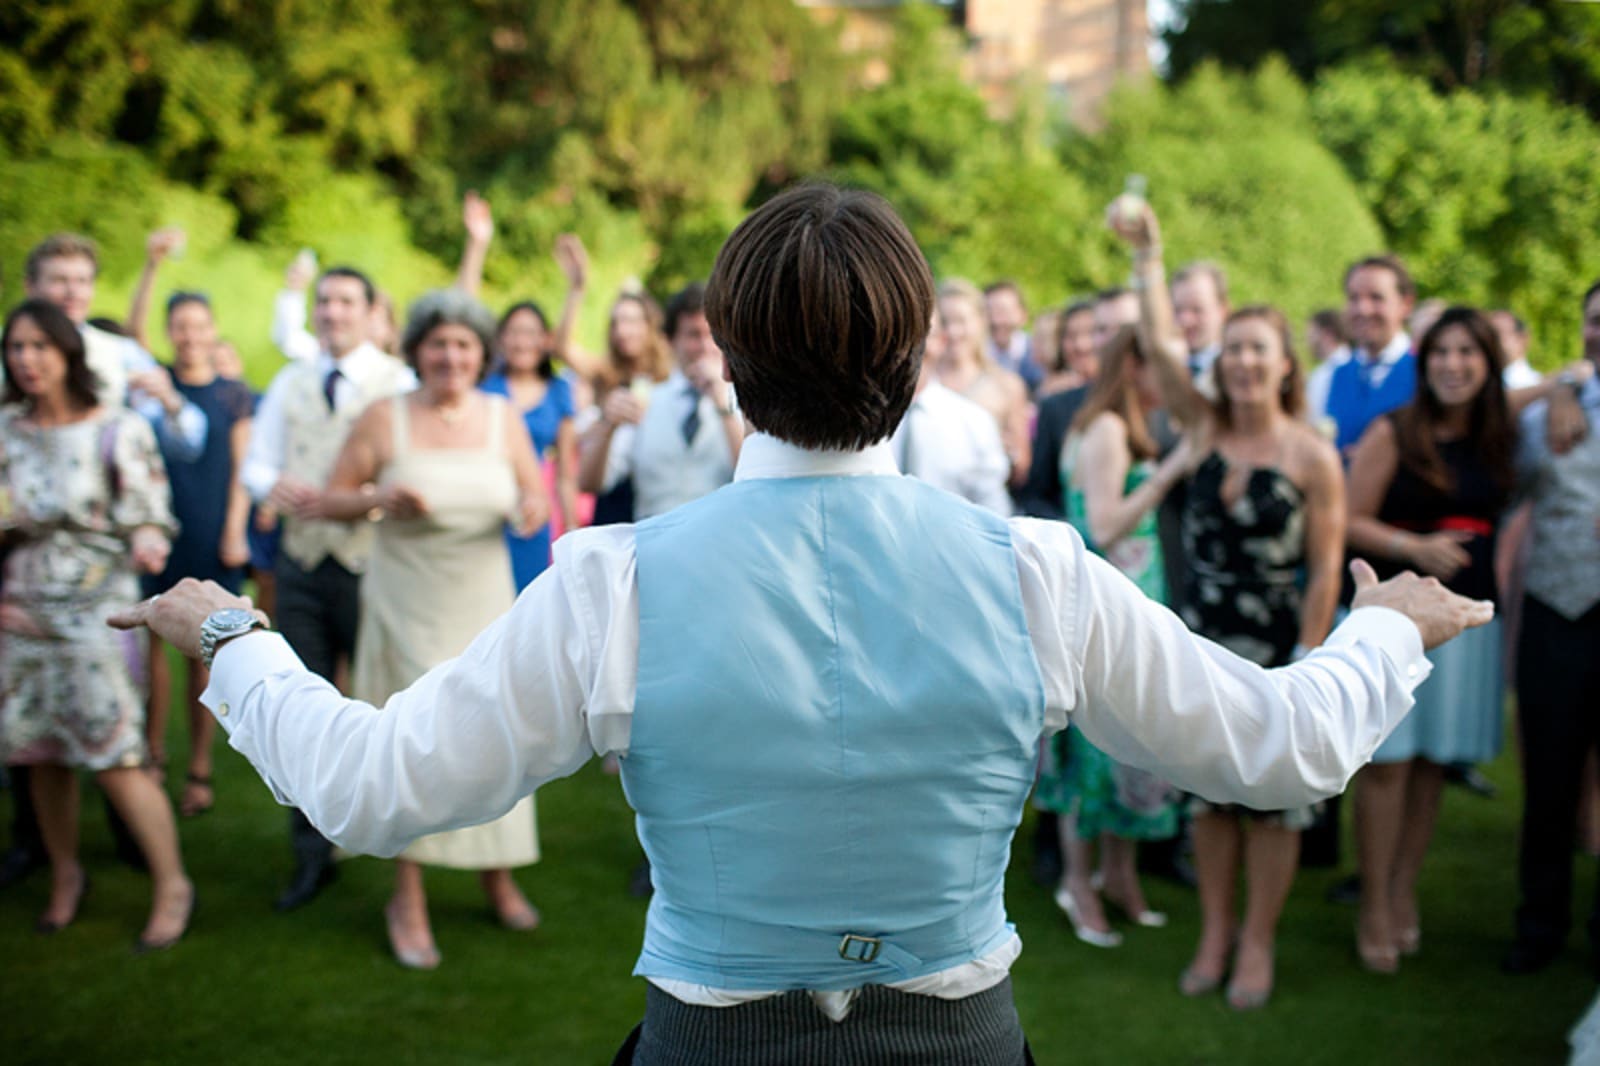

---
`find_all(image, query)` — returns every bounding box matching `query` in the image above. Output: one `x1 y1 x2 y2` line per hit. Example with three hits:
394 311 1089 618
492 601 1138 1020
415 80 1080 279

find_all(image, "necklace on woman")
433 399 470 427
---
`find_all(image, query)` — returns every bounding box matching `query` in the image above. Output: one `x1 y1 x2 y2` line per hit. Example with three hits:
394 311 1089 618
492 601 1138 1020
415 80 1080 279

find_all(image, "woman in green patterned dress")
1037 325 1197 947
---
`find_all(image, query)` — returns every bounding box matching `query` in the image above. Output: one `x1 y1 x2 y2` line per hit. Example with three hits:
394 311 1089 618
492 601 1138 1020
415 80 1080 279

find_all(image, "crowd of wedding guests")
1 190 1597 1009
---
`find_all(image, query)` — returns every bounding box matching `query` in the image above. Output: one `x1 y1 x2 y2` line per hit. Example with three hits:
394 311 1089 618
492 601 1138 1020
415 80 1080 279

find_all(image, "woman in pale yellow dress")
320 290 549 969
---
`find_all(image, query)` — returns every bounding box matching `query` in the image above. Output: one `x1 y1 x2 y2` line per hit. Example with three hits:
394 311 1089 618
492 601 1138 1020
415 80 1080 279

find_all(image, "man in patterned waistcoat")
238 266 413 911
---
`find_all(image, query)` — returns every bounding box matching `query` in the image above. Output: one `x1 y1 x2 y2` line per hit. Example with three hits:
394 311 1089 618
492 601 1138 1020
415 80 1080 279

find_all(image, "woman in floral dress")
0 300 193 949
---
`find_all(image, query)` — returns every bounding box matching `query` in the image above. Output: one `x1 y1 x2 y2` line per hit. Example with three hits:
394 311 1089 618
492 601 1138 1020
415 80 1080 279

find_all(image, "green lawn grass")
1 674 1593 1065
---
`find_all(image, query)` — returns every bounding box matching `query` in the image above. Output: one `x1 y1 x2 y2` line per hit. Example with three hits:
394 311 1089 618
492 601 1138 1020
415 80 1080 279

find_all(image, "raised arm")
126 227 184 350
1107 200 1206 428
550 234 596 378
1073 412 1189 550
455 191 493 298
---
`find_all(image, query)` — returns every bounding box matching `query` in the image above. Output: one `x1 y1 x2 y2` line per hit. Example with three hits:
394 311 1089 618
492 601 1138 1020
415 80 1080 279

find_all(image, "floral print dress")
0 407 175 770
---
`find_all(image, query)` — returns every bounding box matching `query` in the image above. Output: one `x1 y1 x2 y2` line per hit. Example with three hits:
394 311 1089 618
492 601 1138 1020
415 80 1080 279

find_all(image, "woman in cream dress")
321 290 549 969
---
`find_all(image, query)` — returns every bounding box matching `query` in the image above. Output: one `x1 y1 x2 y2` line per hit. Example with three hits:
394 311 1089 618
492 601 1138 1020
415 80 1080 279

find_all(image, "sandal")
180 774 214 818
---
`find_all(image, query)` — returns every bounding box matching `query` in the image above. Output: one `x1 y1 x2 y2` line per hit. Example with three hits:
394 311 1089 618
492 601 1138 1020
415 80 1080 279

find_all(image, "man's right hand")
1349 558 1493 651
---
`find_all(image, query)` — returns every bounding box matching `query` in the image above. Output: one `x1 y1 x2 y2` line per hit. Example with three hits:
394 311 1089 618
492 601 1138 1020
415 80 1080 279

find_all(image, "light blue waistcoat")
624 474 1047 991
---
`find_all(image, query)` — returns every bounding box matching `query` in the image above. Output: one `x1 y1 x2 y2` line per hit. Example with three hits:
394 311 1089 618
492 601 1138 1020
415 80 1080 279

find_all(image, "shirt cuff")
1322 605 1431 691
199 631 306 736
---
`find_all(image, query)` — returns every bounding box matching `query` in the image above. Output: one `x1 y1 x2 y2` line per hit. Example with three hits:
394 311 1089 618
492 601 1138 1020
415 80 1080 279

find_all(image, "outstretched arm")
1013 519 1492 809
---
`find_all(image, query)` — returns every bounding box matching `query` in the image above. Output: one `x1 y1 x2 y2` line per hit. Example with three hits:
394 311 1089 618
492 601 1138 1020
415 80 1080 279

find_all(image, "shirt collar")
320 342 384 378
1357 332 1412 367
734 432 899 482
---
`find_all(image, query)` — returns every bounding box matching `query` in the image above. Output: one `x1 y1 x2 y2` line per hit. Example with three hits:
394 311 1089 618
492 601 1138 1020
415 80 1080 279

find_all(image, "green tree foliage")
2 0 1596 380
828 5 1110 308
1311 61 1600 361
1066 60 1385 328
1166 0 1600 121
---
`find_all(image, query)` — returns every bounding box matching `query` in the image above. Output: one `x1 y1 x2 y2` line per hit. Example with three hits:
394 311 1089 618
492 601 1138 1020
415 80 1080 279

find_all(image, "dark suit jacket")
1016 386 1089 520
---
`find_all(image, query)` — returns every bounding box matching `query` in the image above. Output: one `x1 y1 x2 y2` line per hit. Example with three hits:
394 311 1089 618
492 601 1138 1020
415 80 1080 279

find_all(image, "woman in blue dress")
142 293 254 816
481 301 579 590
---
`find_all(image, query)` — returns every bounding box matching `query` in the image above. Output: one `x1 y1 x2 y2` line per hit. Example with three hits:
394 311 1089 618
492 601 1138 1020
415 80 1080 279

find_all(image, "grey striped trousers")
613 978 1033 1065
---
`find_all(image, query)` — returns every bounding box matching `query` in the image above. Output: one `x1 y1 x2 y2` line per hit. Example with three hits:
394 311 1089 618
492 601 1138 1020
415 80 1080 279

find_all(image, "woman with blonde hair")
937 279 1031 489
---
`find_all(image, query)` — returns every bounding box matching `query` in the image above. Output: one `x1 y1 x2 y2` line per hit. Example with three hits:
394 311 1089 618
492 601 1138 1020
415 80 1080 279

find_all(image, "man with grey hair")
238 266 415 911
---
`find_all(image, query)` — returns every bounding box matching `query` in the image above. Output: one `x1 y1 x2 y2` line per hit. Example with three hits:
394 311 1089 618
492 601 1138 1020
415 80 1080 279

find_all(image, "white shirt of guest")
240 343 416 501
600 369 738 520
1502 358 1543 391
202 433 1431 1016
892 380 1012 515
270 289 320 364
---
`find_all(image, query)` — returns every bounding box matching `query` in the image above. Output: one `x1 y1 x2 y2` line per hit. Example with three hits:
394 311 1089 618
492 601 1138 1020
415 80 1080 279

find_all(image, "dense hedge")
2 4 1596 382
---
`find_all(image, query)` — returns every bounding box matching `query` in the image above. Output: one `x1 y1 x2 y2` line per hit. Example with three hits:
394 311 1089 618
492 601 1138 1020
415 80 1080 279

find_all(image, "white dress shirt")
892 380 1012 515
203 433 1430 1013
270 289 320 364
1502 358 1543 391
239 343 417 502
1303 346 1349 424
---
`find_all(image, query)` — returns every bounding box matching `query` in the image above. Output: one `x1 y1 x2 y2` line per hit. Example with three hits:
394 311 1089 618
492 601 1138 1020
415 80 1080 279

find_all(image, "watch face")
208 607 259 632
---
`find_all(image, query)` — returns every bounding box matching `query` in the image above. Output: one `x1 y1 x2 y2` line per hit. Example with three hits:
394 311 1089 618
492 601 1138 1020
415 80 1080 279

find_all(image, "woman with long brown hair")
1346 306 1517 974
1033 325 1194 948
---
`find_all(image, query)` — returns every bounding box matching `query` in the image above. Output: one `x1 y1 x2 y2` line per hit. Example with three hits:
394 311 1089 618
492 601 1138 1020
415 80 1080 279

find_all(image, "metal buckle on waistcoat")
838 934 882 963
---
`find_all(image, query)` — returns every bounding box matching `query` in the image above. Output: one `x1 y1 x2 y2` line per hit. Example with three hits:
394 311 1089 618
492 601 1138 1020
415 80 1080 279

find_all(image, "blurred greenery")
1 1 1597 387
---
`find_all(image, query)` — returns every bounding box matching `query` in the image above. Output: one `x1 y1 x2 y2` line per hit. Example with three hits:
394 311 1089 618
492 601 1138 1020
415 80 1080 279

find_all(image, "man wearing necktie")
582 282 743 523
237 267 414 911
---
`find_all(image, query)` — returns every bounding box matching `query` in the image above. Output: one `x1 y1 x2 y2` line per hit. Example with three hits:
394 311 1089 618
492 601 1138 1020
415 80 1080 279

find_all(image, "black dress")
1180 450 1316 827
1180 452 1306 669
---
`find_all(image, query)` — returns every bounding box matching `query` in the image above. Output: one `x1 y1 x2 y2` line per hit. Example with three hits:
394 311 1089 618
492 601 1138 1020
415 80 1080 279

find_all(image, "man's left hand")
108 578 264 661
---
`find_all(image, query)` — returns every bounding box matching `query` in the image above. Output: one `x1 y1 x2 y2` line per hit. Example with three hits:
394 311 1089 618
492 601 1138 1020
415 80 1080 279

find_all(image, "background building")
798 0 1152 125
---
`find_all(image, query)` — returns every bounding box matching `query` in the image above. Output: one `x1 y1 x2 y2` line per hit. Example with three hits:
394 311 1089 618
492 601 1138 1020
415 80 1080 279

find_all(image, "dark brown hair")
1070 325 1159 461
1310 308 1348 345
1212 305 1306 429
1393 306 1517 496
2 299 101 409
706 183 934 450
1343 254 1416 301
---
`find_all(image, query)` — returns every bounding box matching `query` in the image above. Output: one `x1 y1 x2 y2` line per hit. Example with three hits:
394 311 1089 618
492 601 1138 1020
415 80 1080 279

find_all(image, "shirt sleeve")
239 371 292 502
199 526 639 858
271 290 319 363
1010 517 1431 808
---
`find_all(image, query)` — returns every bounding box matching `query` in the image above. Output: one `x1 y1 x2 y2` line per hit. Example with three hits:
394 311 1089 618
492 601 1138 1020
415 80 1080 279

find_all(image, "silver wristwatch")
200 607 266 669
